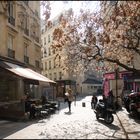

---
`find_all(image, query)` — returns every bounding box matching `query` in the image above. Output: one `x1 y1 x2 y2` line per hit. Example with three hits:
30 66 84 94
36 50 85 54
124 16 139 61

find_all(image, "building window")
59 72 62 80
94 86 97 90
41 29 44 34
48 34 50 43
24 16 29 36
49 61 51 69
24 43 29 64
35 60 40 68
54 59 56 68
24 43 28 56
8 34 13 49
45 74 48 77
54 72 57 81
45 62 47 70
23 1 29 6
49 73 52 80
48 48 51 56
44 37 46 45
8 1 15 26
110 1 118 6
7 34 15 58
52 49 55 54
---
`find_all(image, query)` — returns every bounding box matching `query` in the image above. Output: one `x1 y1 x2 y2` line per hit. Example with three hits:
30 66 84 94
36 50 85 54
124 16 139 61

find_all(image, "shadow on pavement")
97 119 120 131
0 119 41 139
64 111 72 115
128 114 140 124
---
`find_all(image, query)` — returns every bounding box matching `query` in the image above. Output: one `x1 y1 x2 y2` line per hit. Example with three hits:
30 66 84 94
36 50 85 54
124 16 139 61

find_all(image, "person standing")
65 88 74 112
107 90 115 109
91 95 98 109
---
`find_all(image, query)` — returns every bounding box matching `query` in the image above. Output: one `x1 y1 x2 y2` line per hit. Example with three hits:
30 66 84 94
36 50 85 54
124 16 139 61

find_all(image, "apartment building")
41 11 77 98
41 7 105 97
0 1 54 120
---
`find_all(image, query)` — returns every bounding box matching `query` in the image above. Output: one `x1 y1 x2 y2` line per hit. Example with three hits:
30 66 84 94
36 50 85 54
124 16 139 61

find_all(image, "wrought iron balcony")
8 48 15 58
8 16 15 26
24 55 29 64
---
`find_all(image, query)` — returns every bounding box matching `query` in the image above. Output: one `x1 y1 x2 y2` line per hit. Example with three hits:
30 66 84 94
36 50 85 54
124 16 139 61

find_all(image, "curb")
116 112 129 139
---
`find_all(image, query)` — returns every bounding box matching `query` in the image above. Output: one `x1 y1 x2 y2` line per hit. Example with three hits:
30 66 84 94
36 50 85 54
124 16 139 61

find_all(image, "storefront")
56 80 76 97
0 61 55 120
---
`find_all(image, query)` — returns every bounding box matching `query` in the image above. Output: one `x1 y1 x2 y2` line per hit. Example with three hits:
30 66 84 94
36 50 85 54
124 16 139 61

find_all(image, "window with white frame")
7 34 13 49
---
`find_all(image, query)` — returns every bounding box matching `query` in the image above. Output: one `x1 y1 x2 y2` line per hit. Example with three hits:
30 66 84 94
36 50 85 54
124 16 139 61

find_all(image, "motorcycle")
94 99 115 124
124 92 140 118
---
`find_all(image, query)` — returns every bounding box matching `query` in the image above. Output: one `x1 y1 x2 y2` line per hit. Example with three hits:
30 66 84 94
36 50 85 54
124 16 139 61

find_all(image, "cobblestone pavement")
1 96 140 139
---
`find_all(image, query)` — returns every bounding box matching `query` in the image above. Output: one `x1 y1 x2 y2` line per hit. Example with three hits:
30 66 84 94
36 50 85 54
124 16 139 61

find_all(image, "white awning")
1 61 56 84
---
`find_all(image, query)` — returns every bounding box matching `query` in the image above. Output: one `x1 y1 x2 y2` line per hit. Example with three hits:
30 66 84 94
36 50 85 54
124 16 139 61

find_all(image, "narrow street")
0 96 140 139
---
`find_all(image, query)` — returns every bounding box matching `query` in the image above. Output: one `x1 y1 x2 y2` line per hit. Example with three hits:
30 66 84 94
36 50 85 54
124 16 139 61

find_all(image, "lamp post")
115 66 119 110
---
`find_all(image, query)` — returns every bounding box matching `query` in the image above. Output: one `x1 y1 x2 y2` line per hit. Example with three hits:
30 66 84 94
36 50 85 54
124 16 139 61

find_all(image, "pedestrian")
29 104 36 119
107 90 115 109
91 95 98 109
65 88 74 112
25 93 31 113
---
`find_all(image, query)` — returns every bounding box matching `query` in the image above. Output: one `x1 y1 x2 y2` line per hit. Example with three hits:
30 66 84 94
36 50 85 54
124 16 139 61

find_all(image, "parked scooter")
124 92 140 118
94 99 115 124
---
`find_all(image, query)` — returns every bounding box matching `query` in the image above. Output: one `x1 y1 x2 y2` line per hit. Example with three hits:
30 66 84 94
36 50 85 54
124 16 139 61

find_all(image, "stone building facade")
0 1 54 120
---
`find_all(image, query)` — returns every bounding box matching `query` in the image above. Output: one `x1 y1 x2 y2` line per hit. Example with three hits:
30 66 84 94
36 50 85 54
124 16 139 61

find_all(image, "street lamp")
115 66 119 110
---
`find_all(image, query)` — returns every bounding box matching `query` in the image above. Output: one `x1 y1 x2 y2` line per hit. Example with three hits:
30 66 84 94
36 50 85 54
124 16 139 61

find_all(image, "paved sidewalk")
116 108 140 139
0 95 140 139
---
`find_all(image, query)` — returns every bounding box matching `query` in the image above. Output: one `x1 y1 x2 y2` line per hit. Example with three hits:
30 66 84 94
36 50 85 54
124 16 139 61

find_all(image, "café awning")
0 61 56 84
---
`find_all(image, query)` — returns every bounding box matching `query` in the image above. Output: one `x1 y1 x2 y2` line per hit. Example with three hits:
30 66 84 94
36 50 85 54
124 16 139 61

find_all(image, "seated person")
29 104 36 119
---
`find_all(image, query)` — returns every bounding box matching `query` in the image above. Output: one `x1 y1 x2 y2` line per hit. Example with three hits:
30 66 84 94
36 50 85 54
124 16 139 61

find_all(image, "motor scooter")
124 92 140 118
94 99 115 124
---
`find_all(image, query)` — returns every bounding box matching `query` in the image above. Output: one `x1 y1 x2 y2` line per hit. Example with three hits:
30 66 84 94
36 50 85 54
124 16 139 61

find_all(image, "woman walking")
65 88 74 112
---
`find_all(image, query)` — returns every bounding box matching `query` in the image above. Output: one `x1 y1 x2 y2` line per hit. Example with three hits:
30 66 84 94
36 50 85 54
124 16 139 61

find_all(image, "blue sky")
41 1 100 20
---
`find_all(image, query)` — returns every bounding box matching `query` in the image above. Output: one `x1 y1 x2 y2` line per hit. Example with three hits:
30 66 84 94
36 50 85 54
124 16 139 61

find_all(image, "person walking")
65 88 74 112
91 95 98 109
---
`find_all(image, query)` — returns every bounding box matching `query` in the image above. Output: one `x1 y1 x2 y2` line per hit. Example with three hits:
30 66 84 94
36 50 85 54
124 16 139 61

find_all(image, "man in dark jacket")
91 95 98 109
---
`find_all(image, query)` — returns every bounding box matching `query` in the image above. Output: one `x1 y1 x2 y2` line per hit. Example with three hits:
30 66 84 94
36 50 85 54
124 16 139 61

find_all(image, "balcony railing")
24 28 29 36
8 48 15 58
8 16 15 26
24 55 29 64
